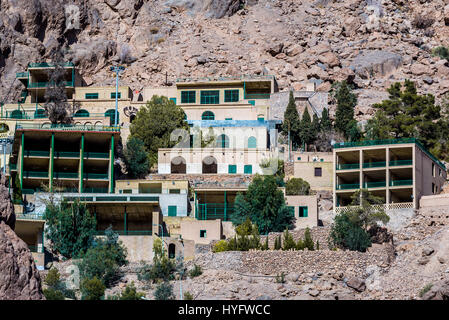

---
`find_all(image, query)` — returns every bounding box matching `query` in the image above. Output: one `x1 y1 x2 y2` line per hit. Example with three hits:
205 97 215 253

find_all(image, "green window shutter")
244 165 252 174
224 90 239 102
257 117 264 121
85 93 98 99
181 91 196 103
247 136 257 148
169 189 180 194
111 92 121 99
248 100 255 106
228 165 237 174
170 97 177 104
297 157 301 160
168 206 177 217
200 90 220 104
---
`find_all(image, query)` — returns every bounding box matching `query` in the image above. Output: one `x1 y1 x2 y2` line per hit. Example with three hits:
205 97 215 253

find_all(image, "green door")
168 206 177 217
299 206 308 217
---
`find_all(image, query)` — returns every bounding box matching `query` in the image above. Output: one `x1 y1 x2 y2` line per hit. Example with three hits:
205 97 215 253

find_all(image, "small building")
287 152 333 191
333 138 447 213
285 195 319 229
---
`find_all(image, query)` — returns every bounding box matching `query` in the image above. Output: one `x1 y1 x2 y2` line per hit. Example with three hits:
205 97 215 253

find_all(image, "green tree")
108 282 145 300
303 227 314 251
281 91 301 148
334 81 357 139
130 95 189 167
13 175 22 204
231 175 295 234
44 199 96 259
124 136 150 178
137 237 176 283
320 107 332 131
299 107 314 149
282 229 296 251
312 113 321 137
154 281 175 300
285 178 310 195
81 277 105 300
43 268 74 300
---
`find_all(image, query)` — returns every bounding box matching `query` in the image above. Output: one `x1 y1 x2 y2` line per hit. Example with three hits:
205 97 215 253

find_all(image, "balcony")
84 173 108 180
363 161 386 169
16 122 120 133
28 81 74 88
244 93 271 99
336 183 360 190
24 150 50 157
336 163 360 170
84 152 109 159
23 171 48 178
28 62 75 68
16 72 28 78
389 179 413 187
389 160 413 167
54 151 80 158
364 181 386 188
54 172 78 179
16 213 45 220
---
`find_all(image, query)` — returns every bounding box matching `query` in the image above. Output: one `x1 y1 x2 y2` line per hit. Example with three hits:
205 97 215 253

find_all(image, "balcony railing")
364 181 386 188
54 172 78 179
84 152 109 159
244 93 271 99
16 213 45 220
16 72 29 78
54 151 80 158
84 173 108 180
23 171 49 178
83 187 108 193
336 163 360 170
389 179 413 187
363 161 386 169
24 150 50 157
389 160 413 167
336 183 360 190
16 122 120 133
335 202 414 214
95 230 152 236
28 62 75 68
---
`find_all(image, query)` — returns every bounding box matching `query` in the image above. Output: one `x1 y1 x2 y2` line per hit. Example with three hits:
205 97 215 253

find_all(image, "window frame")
200 230 207 238
110 92 121 99
200 90 220 104
314 167 322 177
244 165 253 174
85 93 99 99
181 91 196 104
224 89 239 102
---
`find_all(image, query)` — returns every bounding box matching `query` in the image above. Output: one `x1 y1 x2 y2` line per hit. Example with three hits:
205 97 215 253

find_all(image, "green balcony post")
124 206 127 236
224 190 227 221
49 133 54 192
20 133 24 190
109 135 114 193
80 134 84 193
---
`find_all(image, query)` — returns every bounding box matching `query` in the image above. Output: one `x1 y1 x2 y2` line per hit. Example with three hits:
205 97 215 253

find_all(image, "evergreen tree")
320 107 332 131
281 91 301 148
312 113 321 138
334 81 357 139
285 177 311 196
299 107 314 149
124 136 150 178
303 227 315 251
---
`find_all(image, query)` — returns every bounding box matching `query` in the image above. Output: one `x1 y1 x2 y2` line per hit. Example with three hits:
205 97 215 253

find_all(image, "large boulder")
0 173 44 300
350 50 403 79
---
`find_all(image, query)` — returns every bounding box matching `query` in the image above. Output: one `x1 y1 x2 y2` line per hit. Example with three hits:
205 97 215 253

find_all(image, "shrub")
137 238 176 283
183 291 194 300
275 272 285 284
432 46 449 61
45 268 61 287
419 283 433 298
316 240 320 250
81 277 105 300
285 178 310 195
109 282 145 300
303 227 315 251
412 14 434 29
296 239 305 250
261 237 269 250
43 267 75 300
329 213 371 252
43 288 65 300
282 229 296 251
189 264 203 278
213 240 228 253
274 235 282 250
154 281 175 300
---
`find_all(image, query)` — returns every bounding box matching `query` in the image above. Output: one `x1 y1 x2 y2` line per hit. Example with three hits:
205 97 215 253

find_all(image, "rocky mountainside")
0 174 44 300
2 0 449 118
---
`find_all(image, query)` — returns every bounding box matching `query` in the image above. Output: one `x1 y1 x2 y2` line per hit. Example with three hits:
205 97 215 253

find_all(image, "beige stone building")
285 194 319 229
333 138 447 213
287 151 333 191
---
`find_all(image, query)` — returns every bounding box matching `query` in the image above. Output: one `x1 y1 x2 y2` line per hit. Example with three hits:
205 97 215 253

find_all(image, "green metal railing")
83 187 108 193
16 122 120 132
28 81 74 88
96 196 128 201
24 150 50 157
9 164 17 170
23 171 49 178
363 161 386 169
54 172 78 179
336 163 360 170
28 62 75 68
84 173 108 180
16 72 29 78
129 196 159 202
22 189 36 195
16 213 45 220
176 74 275 83
389 179 413 187
54 151 80 158
336 183 360 190
363 181 386 188
95 230 152 236
197 203 234 221
389 160 413 166
84 152 109 159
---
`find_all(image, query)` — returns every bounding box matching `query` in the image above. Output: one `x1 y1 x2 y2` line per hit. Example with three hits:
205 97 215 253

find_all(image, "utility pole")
110 66 125 127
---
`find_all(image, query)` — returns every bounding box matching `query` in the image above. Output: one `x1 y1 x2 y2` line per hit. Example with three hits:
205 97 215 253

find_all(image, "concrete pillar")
333 150 337 210
37 228 44 253
152 211 163 236
386 147 390 206
359 149 363 189
412 145 417 209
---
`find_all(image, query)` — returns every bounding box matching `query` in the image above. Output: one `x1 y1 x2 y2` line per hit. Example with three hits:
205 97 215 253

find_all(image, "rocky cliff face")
0 174 44 300
2 0 449 117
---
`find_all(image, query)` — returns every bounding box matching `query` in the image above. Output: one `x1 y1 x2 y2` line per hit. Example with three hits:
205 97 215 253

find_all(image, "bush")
43 267 75 300
303 227 315 251
78 227 128 287
282 229 296 251
189 264 203 278
316 240 320 250
274 235 282 250
45 268 61 287
275 272 285 284
43 288 65 300
432 46 449 61
412 14 434 29
154 281 175 300
213 240 228 253
183 291 194 300
329 213 371 252
296 239 305 250
419 283 433 298
261 237 269 250
137 238 176 283
285 178 310 196
81 277 105 300
108 282 145 300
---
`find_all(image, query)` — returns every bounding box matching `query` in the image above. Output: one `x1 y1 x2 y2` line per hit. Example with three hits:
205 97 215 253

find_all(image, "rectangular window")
248 100 255 106
228 165 237 174
169 189 180 194
122 189 132 194
244 165 252 174
224 89 239 102
85 93 98 99
200 90 220 104
200 230 207 238
181 91 196 104
111 92 121 99
299 206 308 218
314 167 322 177
168 206 177 217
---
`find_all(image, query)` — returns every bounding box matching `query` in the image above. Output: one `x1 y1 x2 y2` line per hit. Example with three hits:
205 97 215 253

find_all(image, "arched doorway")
74 109 90 117
216 134 229 148
171 156 186 174
105 109 119 126
201 111 215 120
247 136 257 148
168 243 176 259
202 156 217 174
10 110 24 119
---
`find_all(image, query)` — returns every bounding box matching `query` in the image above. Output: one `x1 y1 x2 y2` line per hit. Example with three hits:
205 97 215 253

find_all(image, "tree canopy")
130 95 189 167
285 177 311 195
124 136 150 178
281 91 301 148
333 81 358 139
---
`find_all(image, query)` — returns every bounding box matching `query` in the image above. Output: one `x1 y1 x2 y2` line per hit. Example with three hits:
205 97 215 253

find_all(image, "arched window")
34 109 46 119
171 156 186 174
216 134 229 148
247 136 257 148
105 109 119 126
10 110 23 119
202 156 217 174
74 109 90 117
201 111 214 120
